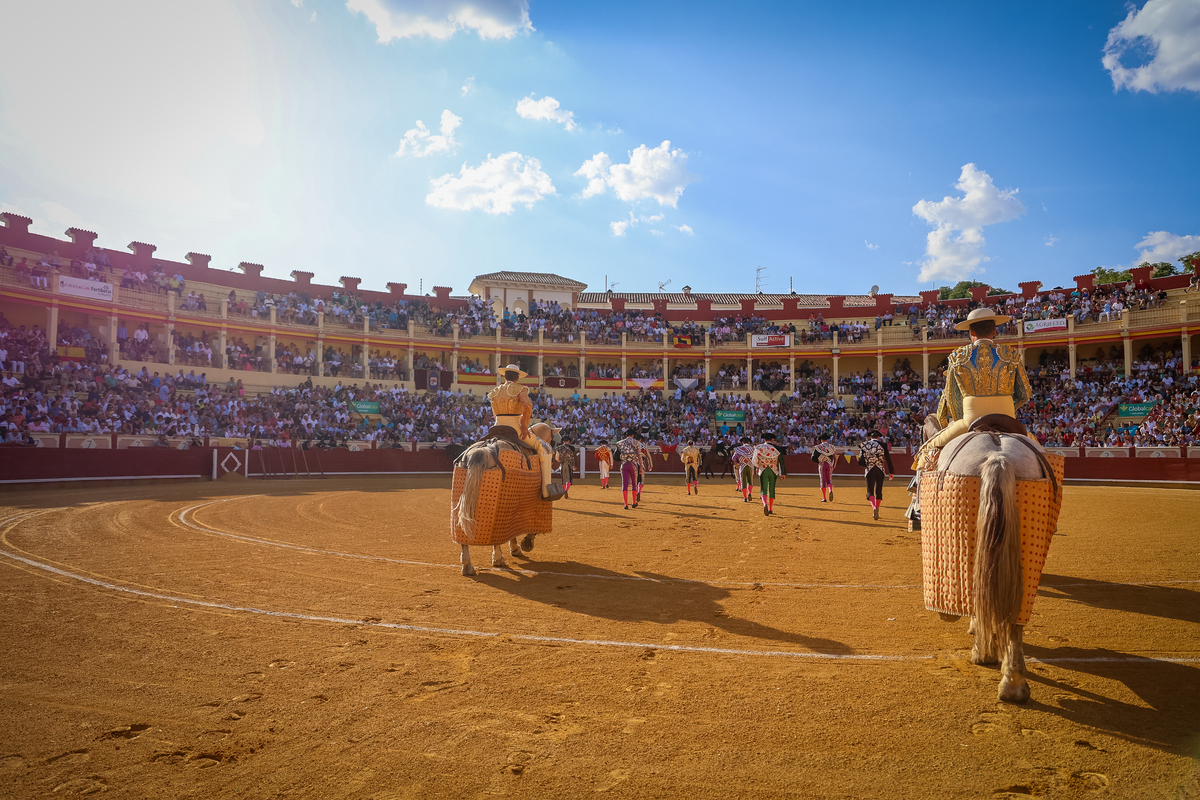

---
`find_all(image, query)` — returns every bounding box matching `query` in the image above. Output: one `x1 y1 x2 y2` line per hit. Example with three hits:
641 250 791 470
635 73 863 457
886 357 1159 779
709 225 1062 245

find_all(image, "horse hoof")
998 677 1030 704
521 535 536 552
970 646 996 666
461 564 476 577
937 612 961 623
492 558 507 569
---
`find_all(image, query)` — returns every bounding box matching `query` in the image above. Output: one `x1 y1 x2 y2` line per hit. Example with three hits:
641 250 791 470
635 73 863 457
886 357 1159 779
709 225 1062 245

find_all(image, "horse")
700 442 734 479
451 422 559 576
921 415 1061 704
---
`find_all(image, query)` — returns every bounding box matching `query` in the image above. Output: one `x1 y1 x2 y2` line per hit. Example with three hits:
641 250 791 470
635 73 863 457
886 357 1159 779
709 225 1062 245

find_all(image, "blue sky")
1 0 1198 297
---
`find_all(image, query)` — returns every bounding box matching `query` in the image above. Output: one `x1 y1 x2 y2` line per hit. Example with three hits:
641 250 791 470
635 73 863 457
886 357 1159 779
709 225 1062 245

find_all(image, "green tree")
987 286 1014 296
1091 266 1132 285
1179 251 1200 272
938 280 992 300
1149 261 1178 278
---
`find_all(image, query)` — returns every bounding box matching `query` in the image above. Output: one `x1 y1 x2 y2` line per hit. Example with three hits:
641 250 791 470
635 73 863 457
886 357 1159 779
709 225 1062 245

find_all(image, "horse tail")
974 451 1023 642
454 445 493 538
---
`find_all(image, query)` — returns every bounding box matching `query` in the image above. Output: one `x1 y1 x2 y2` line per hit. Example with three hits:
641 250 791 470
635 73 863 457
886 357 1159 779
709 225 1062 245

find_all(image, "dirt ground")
0 474 1197 799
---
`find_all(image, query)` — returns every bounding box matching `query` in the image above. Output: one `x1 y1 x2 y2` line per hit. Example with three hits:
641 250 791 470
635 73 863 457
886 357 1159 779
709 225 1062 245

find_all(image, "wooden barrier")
1 445 1197 486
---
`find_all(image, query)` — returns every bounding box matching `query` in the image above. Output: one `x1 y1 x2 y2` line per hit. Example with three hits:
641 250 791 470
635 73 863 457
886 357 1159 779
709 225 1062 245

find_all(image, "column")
788 353 795 393
876 352 884 390
315 335 324 376
46 303 59 358
1068 341 1077 380
451 347 459 380
1122 334 1132 377
268 332 276 373
663 354 670 391
579 353 586 388
165 289 175 366
746 354 753 392
1182 330 1191 376
704 356 711 389
407 346 415 380
921 350 930 386
217 330 227 370
620 332 628 389
537 353 544 385
108 312 119 362
832 355 840 393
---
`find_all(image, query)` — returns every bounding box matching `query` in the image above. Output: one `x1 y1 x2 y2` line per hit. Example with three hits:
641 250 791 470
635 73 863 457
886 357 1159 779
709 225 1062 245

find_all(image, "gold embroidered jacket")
487 381 533 432
935 339 1032 428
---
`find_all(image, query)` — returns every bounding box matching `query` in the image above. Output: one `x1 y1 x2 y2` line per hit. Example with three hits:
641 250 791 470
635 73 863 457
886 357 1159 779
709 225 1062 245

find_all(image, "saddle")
478 425 542 455
968 413 1028 437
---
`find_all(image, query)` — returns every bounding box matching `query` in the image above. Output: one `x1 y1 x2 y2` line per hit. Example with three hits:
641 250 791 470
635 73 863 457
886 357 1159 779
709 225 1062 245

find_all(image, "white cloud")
650 229 664 236
865 240 880 250
310 10 317 21
610 214 634 237
1103 0 1200 93
1132 230 1200 263
394 110 461 157
675 224 694 235
1045 234 1058 247
643 213 664 223
0 1 265 218
576 153 612 199
516 95 576 131
913 163 1025 283
575 141 697 208
426 152 554 214
291 0 303 6
461 77 475 96
347 0 533 41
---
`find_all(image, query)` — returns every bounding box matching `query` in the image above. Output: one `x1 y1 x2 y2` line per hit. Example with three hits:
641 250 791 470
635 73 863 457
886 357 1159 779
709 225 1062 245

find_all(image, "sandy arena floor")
0 475 1197 799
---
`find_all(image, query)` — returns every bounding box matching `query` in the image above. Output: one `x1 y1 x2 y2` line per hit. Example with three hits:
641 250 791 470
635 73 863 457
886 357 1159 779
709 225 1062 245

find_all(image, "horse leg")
460 544 476 576
971 621 998 665
998 624 1030 704
509 537 524 558
491 544 508 569
521 534 536 552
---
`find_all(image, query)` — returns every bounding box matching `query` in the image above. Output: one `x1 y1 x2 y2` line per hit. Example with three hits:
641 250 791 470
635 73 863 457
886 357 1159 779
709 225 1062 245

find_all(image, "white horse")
453 422 558 577
926 417 1057 704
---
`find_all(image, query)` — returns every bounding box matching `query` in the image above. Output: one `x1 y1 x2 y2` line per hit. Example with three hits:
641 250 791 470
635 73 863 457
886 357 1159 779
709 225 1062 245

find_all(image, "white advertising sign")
1022 318 1067 334
58 275 114 303
750 334 792 348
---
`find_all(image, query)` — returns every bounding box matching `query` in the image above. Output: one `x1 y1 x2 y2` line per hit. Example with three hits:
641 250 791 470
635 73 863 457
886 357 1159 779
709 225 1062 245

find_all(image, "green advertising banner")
1118 402 1155 418
351 401 381 415
715 410 745 422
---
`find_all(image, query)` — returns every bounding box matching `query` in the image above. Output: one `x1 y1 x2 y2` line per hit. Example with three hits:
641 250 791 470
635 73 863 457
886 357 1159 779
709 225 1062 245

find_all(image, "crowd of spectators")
4 308 1198 451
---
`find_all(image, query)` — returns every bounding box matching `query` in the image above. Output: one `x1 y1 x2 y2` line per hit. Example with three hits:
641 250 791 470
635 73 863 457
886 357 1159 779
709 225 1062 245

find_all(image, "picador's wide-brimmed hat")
501 363 528 378
954 307 1013 331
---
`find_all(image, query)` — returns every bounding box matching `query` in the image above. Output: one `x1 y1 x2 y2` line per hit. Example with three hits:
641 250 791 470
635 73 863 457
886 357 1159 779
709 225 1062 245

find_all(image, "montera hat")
954 307 1013 331
501 363 529 378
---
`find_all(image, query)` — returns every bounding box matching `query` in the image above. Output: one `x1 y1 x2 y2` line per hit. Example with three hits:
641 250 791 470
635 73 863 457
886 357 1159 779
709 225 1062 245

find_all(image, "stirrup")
542 483 567 502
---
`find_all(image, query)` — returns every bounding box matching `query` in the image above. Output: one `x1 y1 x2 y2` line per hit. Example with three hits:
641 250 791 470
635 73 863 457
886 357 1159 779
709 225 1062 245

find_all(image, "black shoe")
632 502 639 508
762 506 768 516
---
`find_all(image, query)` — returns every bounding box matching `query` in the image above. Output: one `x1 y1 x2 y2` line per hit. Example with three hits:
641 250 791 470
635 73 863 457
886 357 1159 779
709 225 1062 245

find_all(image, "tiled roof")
471 271 588 290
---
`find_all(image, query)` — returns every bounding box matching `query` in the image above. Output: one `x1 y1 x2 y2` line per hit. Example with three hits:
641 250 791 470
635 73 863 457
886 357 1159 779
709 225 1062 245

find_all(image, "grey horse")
922 416 1056 704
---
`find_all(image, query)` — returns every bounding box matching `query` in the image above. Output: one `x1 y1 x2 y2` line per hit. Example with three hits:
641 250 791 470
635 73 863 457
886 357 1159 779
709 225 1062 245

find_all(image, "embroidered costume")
810 441 838 502
595 444 613 488
732 442 756 501
915 338 1032 470
679 444 701 495
615 436 641 508
487 371 562 500
858 437 895 519
751 441 784 514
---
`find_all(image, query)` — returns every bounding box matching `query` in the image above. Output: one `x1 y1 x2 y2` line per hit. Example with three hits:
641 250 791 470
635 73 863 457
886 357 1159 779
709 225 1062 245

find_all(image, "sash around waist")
962 395 1016 423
